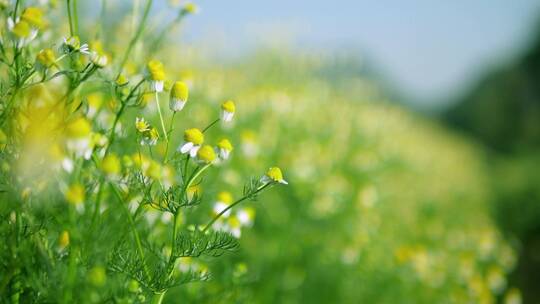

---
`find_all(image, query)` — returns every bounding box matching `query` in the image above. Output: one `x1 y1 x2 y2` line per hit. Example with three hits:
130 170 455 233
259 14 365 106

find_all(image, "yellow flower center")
217 138 233 151
21 7 44 29
197 145 216 163
221 100 235 113
66 183 85 205
217 191 233 204
171 81 189 101
13 21 31 38
101 154 121 175
147 59 166 81
184 128 204 145
135 118 149 133
36 49 55 67
116 74 128 86
266 167 284 182
183 3 198 14
58 230 70 248
66 117 91 138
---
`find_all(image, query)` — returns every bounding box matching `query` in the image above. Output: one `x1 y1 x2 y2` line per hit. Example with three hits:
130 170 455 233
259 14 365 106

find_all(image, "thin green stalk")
72 0 79 35
202 118 220 133
66 0 74 36
151 292 166 304
163 112 176 163
155 92 168 142
116 0 153 77
202 183 272 233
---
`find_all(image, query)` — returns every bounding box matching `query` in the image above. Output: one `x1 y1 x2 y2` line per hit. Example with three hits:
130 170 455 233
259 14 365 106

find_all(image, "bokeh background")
155 0 540 302
4 0 540 302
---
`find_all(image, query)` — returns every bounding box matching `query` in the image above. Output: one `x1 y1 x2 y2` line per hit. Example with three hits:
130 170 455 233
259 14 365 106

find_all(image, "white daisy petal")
189 145 200 158
179 142 193 153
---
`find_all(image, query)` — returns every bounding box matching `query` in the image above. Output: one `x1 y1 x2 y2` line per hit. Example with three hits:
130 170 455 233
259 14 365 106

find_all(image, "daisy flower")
169 81 189 112
63 36 89 54
141 127 159 146
65 117 93 159
216 138 233 160
221 100 235 122
261 167 288 185
196 145 216 164
178 128 204 157
36 48 56 68
213 191 233 218
147 59 166 92
135 117 150 133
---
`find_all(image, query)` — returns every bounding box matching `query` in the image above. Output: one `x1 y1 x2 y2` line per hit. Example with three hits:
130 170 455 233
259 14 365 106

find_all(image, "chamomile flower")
220 100 235 122
101 154 121 178
65 117 93 159
8 19 37 45
36 48 56 68
261 167 288 184
182 3 198 15
62 36 89 54
237 207 255 226
141 127 159 146
116 74 128 86
21 7 45 29
227 216 242 238
147 59 166 92
65 183 85 205
213 191 233 218
178 128 204 157
90 51 108 68
217 138 233 160
135 117 150 133
197 145 216 164
58 230 70 249
169 81 189 112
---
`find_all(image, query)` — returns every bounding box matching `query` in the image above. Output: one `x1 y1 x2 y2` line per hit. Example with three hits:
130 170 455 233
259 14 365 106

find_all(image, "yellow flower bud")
21 7 45 29
101 154 121 176
65 183 85 205
66 117 91 138
36 49 56 67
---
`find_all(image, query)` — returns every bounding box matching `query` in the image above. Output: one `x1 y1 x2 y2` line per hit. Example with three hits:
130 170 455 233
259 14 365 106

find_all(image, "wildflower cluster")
0 1 285 303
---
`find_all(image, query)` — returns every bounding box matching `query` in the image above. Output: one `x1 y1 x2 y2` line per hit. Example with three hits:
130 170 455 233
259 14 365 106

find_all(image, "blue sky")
177 0 540 106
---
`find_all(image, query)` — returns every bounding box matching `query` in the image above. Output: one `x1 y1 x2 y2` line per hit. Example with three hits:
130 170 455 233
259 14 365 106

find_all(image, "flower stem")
202 118 220 133
116 0 153 77
202 183 272 233
163 112 176 163
155 92 168 142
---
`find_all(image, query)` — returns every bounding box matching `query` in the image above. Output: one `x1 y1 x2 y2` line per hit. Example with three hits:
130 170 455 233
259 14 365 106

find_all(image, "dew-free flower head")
66 117 91 138
217 138 233 160
36 48 56 68
262 167 288 184
179 128 204 157
12 20 32 38
221 100 235 122
197 145 216 164
116 74 128 86
147 59 166 92
101 154 121 177
63 36 89 54
135 117 150 133
21 7 45 29
182 3 198 14
66 183 85 205
169 81 189 112
213 191 233 217
141 127 159 146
